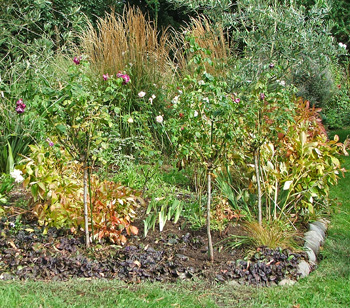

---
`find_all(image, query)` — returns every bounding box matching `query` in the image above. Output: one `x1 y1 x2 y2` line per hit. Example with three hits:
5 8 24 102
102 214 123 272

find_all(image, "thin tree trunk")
254 149 262 226
83 162 90 248
274 179 278 220
207 167 214 262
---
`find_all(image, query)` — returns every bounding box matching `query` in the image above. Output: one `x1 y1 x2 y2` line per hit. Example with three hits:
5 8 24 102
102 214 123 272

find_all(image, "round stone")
309 224 325 244
297 260 311 278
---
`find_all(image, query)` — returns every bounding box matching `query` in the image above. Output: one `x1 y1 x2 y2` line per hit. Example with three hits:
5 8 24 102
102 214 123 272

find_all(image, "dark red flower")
73 56 81 65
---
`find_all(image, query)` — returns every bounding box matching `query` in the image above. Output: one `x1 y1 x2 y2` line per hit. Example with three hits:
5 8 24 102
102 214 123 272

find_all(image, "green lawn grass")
328 127 350 143
0 155 350 308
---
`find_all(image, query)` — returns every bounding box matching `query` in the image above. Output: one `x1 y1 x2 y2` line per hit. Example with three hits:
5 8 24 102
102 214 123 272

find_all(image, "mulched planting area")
0 210 307 286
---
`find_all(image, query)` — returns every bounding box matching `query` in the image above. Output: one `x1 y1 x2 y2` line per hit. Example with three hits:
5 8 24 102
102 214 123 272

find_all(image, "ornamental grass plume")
80 7 176 92
175 15 231 77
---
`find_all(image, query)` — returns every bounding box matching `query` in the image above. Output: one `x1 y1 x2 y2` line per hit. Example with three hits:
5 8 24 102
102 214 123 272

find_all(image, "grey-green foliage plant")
229 0 340 103
166 0 232 18
169 0 343 108
297 0 350 48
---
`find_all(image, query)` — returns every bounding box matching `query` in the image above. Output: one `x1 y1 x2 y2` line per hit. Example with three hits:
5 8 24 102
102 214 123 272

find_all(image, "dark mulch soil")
0 192 308 286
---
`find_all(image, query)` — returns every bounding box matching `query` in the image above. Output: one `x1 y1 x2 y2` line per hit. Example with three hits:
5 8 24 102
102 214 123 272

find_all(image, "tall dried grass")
80 7 176 90
175 15 232 76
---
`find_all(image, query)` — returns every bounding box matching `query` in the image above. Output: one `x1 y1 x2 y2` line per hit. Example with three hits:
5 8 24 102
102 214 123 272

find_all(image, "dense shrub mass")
0 1 349 250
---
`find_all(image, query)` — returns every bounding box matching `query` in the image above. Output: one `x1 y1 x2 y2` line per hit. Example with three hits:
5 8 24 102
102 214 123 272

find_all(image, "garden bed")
0 191 308 286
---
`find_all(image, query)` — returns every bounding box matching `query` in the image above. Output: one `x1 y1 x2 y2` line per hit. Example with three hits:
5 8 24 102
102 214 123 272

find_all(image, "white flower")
127 117 134 123
277 80 286 87
10 169 24 183
138 91 146 98
156 115 163 123
194 110 199 117
172 95 180 104
149 94 156 104
339 42 347 49
198 80 205 85
203 97 209 103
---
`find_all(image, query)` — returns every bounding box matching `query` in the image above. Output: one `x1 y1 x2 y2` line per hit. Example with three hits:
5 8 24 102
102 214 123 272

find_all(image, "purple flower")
103 73 109 81
15 99 26 113
46 138 54 147
73 56 81 65
269 63 274 69
260 93 265 100
234 98 240 103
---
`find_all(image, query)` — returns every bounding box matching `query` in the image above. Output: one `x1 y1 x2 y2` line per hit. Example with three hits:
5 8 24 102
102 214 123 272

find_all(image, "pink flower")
73 56 81 65
122 74 130 84
117 72 130 84
15 99 26 113
234 98 240 103
103 73 109 81
260 93 265 100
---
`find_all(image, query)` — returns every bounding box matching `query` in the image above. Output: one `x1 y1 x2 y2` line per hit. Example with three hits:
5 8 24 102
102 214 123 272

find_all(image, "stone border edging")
297 218 329 278
279 218 329 286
